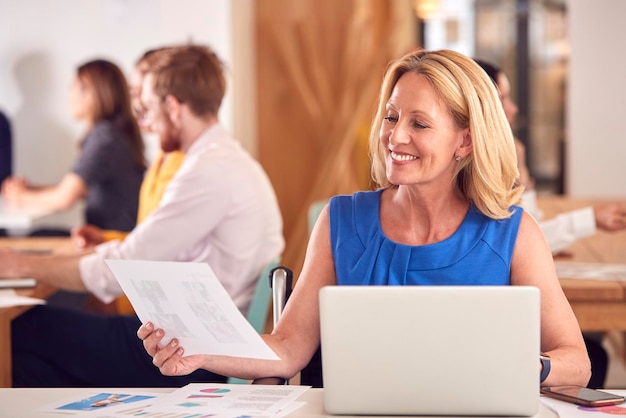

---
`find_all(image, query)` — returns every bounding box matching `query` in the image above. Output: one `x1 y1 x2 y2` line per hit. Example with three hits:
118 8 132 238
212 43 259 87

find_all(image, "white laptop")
319 286 540 416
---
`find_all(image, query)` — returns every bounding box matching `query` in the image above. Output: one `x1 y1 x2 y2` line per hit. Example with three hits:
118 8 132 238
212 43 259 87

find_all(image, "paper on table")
555 261 626 281
0 289 45 308
105 259 279 360
0 278 37 288
37 390 162 415
102 383 309 418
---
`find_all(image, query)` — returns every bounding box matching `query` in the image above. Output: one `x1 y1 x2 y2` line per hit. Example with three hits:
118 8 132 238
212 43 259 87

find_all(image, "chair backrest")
251 264 323 388
248 200 329 386
252 200 327 387
227 258 279 384
245 258 280 334
303 200 328 387
308 200 328 233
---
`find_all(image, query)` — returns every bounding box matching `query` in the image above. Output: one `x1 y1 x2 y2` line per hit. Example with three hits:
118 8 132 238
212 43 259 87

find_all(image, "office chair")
251 265 324 388
294 200 328 387
250 202 330 387
227 258 279 384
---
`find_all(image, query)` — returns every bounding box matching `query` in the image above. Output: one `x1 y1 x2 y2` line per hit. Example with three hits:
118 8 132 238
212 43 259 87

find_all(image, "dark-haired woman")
2 59 146 232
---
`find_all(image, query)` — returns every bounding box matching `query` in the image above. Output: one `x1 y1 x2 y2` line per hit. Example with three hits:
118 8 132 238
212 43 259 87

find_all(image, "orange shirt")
103 150 186 314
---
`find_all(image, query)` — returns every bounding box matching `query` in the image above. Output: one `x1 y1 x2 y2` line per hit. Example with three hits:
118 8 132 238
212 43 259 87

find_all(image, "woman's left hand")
0 248 24 278
137 322 207 376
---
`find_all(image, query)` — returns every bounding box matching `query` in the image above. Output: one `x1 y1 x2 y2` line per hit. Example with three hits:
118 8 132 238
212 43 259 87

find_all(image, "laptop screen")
319 285 540 416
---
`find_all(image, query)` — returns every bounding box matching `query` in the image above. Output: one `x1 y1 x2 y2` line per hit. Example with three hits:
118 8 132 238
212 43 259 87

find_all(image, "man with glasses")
0 45 284 387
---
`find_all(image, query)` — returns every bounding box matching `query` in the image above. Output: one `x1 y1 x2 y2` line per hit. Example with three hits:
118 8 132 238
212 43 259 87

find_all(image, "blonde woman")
139 48 591 387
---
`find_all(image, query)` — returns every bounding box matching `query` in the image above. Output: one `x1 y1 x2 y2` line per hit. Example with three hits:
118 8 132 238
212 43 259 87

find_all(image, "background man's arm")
0 249 90 292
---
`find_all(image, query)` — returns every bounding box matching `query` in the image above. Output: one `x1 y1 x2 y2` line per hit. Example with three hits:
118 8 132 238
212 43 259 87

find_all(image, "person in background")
1 59 146 234
0 109 11 237
0 109 11 184
71 47 186 315
130 46 172 164
474 58 617 389
473 59 626 254
0 44 284 387
138 48 591 388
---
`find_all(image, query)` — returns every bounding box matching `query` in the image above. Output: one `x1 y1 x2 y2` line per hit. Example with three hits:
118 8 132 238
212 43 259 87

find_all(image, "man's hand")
0 248 25 278
71 225 105 249
594 204 626 232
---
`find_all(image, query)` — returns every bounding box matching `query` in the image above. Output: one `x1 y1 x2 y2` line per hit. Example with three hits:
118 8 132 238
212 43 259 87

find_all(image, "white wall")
567 0 626 197
0 0 246 227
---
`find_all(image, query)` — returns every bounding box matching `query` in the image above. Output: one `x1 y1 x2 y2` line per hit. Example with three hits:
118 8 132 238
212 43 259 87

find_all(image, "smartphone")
541 386 625 407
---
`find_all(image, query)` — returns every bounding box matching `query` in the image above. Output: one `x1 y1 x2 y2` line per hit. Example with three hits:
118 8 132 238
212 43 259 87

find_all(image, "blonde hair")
369 48 522 219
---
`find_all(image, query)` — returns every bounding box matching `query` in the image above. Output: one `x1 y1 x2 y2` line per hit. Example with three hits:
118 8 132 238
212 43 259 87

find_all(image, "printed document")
0 289 45 308
105 260 278 360
78 384 308 418
38 390 161 415
555 261 626 281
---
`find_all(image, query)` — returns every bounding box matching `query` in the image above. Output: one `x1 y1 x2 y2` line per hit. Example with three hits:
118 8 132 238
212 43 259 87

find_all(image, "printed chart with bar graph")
79 384 310 418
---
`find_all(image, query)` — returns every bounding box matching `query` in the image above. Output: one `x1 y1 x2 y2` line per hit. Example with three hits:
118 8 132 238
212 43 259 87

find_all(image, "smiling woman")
369 49 520 220
137 48 591 389
380 72 472 193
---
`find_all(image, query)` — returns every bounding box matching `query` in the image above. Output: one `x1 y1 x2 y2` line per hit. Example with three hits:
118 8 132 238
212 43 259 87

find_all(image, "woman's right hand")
1 176 28 206
71 224 105 249
137 322 207 376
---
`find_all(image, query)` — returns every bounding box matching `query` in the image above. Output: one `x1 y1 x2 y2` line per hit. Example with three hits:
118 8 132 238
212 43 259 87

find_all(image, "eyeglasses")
132 103 146 120
138 97 165 124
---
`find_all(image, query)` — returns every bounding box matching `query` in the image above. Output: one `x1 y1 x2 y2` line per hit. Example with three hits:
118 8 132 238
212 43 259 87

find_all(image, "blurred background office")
2 0 623 260
1 0 625 381
0 0 238 232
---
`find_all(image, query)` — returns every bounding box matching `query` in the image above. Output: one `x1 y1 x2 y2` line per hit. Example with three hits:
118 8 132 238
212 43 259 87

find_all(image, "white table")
0 198 52 229
0 198 83 234
0 387 561 417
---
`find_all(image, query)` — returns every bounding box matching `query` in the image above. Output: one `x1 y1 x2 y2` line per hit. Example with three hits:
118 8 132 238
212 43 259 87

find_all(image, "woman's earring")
455 156 461 162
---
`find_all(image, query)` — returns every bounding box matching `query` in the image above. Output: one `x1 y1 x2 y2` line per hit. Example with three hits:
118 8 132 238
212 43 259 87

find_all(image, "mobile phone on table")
541 385 625 407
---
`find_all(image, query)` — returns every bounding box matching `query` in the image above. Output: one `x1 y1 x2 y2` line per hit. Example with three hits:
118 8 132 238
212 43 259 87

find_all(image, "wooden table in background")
538 195 626 331
0 237 74 387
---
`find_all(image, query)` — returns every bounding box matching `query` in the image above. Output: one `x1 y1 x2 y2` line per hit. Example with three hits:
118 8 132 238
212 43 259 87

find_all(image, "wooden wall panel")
256 0 416 277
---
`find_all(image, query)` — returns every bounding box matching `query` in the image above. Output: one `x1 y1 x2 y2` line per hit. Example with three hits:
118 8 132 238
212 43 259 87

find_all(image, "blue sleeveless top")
329 190 523 286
